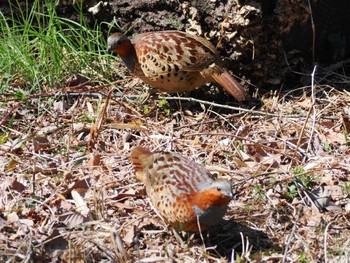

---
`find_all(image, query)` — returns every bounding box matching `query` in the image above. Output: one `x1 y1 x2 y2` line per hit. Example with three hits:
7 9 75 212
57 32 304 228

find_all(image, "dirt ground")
1 68 350 262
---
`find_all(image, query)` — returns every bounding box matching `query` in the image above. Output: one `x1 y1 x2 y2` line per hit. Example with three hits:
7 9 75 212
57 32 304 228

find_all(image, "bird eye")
217 187 221 191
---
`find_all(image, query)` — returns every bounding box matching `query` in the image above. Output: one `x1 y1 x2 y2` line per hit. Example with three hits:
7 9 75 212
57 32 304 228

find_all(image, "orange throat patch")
188 188 231 211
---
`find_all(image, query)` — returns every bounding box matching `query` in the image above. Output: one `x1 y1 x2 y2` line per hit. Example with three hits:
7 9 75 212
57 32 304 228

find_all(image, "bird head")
210 179 234 201
107 32 132 57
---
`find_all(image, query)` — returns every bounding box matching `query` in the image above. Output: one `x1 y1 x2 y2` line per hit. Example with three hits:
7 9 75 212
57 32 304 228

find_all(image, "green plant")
285 167 321 200
253 185 266 201
298 251 311 263
158 99 170 116
291 167 305 175
323 142 330 151
0 0 114 94
341 182 350 196
287 184 298 199
291 167 320 189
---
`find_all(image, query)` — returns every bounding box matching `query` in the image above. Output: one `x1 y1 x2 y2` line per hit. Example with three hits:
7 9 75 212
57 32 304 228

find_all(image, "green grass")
0 0 114 94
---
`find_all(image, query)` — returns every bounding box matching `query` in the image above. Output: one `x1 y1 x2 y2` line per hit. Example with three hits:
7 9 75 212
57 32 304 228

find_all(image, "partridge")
129 146 233 232
108 30 246 101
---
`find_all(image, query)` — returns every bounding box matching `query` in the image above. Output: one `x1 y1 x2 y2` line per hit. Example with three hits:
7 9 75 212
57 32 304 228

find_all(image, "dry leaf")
62 213 88 228
33 136 50 152
7 212 19 222
71 189 90 217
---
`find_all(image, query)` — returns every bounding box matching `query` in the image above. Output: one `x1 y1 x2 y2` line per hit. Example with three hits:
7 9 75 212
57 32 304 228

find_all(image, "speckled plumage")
108 30 246 101
129 146 233 232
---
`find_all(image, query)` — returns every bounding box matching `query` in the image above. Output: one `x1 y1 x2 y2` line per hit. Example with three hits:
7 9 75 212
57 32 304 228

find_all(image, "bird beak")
228 189 234 199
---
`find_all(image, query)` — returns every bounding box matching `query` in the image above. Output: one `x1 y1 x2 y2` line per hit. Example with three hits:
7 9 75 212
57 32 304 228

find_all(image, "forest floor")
1 1 350 261
1 62 350 262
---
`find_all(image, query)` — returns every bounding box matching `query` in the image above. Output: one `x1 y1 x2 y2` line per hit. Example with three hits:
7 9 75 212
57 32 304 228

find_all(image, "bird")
107 30 246 101
129 146 233 232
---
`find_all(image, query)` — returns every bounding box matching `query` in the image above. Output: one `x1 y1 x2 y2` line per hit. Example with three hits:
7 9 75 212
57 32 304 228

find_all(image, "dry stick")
294 65 317 159
324 221 333 263
308 0 316 63
85 238 116 261
207 108 243 131
158 95 303 119
196 215 206 253
184 132 303 164
306 67 318 153
324 57 350 72
88 88 114 152
282 211 300 263
294 180 324 211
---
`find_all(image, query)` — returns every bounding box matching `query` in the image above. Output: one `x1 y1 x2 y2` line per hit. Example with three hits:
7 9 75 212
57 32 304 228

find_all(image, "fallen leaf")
71 189 90 217
7 212 19 222
33 136 50 152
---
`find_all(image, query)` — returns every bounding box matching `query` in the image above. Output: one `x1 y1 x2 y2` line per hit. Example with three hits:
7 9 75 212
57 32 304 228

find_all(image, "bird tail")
212 70 246 101
129 146 152 183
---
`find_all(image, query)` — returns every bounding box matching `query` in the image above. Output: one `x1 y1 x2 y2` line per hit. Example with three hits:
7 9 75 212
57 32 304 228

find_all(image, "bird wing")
133 31 219 79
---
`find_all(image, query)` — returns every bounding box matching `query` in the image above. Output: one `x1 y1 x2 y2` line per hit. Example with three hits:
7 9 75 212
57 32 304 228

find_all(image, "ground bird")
129 146 233 232
108 30 246 101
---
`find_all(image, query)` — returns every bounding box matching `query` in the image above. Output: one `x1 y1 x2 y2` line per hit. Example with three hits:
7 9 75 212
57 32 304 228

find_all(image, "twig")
158 95 303 118
88 88 114 152
308 0 316 62
282 211 300 263
294 65 317 158
306 66 318 153
323 57 350 72
294 179 325 212
196 215 206 251
324 221 333 263
184 132 303 164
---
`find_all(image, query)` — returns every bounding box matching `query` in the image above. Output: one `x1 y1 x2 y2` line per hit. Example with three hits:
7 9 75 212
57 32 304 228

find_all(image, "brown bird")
108 30 246 101
129 146 233 232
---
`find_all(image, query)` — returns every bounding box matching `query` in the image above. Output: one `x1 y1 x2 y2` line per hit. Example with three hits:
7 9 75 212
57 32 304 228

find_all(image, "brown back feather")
129 146 153 183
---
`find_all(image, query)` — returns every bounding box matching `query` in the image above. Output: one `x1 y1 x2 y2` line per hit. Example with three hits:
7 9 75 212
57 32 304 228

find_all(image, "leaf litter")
0 74 350 262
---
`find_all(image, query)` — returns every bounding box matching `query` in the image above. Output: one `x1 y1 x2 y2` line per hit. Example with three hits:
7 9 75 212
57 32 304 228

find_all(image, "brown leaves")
1 81 350 261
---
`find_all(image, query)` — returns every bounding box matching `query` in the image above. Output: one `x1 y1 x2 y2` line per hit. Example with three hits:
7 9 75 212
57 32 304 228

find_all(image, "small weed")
243 205 252 213
15 91 27 100
341 182 350 196
269 177 276 184
287 184 298 199
291 167 305 175
0 133 9 144
232 140 244 151
323 142 330 151
143 105 150 114
83 115 94 123
158 99 171 116
284 167 321 200
212 172 219 179
344 129 349 145
164 17 183 31
299 251 311 263
292 167 320 189
253 185 266 201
